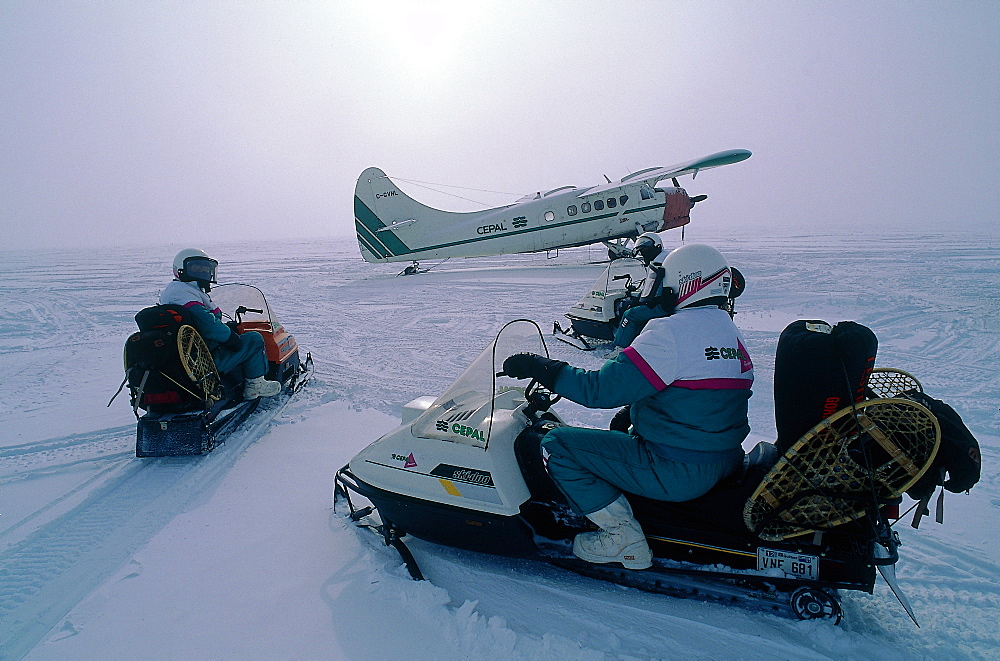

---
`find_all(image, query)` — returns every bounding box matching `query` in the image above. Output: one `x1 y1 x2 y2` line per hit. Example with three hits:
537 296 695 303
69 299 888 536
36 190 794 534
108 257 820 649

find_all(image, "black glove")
501 353 566 389
223 328 243 351
226 321 240 333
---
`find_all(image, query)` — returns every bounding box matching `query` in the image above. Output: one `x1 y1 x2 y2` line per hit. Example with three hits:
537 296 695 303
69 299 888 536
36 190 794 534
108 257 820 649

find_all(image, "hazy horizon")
3 1 997 250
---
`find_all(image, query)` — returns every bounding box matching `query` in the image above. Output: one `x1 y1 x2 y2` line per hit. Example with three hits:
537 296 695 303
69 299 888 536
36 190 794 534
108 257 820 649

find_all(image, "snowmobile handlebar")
234 306 265 323
493 372 560 415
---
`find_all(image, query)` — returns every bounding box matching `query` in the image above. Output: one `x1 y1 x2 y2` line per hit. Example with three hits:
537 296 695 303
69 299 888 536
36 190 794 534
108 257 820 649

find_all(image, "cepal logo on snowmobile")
450 424 485 442
391 452 418 468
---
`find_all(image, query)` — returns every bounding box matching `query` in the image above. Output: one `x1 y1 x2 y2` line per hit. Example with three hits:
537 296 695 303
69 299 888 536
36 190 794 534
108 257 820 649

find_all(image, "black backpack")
125 305 205 411
903 390 982 501
773 320 878 453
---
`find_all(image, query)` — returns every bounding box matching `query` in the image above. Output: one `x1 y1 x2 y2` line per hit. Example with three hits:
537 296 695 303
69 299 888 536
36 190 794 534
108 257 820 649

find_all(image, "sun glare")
351 1 488 78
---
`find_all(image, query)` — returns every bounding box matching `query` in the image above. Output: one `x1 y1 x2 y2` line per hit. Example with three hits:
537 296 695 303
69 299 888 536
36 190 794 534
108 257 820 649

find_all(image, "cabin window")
607 197 617 208
620 194 628 205
594 200 604 211
640 184 654 200
544 210 555 222
581 202 592 213
567 205 577 216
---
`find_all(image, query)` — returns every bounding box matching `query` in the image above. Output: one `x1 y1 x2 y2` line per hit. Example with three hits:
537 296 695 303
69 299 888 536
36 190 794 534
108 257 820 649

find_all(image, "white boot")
243 375 282 399
573 495 652 570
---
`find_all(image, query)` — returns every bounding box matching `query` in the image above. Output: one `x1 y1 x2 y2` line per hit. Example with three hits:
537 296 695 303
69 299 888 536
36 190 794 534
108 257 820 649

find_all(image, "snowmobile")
552 257 647 350
116 283 312 457
334 319 943 624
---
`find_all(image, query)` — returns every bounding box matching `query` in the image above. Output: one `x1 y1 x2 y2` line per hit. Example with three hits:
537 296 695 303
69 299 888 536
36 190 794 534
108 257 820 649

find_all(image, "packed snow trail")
0 402 283 660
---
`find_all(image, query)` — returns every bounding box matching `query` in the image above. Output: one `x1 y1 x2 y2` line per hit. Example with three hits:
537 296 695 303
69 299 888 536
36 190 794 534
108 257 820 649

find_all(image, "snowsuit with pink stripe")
160 280 269 380
540 306 754 515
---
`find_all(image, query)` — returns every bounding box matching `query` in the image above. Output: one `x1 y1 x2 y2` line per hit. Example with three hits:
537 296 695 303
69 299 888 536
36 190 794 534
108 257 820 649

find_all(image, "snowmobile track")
0 400 287 660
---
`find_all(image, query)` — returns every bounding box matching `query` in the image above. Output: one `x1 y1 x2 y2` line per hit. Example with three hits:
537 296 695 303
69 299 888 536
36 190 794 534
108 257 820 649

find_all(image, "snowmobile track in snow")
0 401 286 660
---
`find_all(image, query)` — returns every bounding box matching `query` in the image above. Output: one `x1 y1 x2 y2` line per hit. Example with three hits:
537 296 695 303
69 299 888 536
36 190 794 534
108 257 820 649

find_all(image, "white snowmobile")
553 258 647 350
115 283 312 457
335 319 943 624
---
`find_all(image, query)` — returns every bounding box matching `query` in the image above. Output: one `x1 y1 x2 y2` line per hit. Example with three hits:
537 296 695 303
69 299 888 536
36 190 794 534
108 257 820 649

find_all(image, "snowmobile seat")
628 441 780 534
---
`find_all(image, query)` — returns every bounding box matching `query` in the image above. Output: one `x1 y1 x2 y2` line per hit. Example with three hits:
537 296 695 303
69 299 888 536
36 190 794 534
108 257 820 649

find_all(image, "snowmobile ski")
552 321 596 351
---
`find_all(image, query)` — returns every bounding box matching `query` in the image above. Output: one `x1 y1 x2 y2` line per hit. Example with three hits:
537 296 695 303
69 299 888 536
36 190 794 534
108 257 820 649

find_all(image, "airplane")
354 149 751 267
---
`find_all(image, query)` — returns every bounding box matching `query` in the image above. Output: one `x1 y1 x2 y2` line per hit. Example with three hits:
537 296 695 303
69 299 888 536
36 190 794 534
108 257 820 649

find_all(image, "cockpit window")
640 184 654 200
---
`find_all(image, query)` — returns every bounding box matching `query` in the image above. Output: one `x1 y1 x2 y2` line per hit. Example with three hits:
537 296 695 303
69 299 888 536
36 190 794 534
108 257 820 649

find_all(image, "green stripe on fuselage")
354 195 666 260
405 202 666 255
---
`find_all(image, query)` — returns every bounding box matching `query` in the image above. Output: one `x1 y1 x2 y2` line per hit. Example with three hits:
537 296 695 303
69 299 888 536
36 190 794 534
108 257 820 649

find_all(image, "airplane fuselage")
356 180 688 262
353 150 750 264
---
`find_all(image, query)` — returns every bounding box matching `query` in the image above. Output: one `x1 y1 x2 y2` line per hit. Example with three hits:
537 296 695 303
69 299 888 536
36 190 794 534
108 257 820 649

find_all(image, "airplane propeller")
673 176 708 208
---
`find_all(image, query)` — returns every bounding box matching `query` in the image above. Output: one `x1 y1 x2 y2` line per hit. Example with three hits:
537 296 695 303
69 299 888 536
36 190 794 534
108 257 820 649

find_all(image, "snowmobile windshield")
568 258 646 324
604 258 645 292
211 283 275 326
410 319 549 448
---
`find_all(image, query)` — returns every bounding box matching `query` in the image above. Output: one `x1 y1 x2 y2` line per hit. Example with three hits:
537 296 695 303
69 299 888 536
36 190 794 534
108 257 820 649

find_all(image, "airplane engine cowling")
661 188 692 231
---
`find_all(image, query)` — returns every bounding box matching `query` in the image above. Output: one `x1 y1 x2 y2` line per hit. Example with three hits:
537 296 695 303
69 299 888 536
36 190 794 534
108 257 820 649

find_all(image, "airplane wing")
620 149 751 184
577 149 751 198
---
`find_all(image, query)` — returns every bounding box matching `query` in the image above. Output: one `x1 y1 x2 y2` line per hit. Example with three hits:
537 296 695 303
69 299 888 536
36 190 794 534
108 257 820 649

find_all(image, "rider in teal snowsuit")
160 248 280 399
613 232 670 348
503 244 752 569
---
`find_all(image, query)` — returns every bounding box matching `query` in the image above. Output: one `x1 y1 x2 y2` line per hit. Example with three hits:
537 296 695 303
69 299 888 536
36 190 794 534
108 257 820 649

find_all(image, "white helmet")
172 248 218 288
633 232 663 265
661 243 731 309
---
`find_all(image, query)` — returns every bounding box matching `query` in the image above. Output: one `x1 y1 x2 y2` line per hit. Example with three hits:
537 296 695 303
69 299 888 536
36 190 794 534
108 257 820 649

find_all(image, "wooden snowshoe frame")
867 368 923 399
177 325 221 403
744 397 941 541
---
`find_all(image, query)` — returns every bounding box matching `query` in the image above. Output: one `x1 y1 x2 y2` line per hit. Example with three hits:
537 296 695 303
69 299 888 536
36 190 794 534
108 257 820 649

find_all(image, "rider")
160 248 282 400
503 243 754 569
613 231 669 348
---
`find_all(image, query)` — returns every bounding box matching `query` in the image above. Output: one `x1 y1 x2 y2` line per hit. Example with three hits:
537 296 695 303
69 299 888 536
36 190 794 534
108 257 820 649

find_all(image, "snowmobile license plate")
756 548 819 579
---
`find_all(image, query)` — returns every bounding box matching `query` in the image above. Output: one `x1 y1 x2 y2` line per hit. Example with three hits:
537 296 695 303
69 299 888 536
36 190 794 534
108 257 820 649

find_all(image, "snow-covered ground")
1 231 998 660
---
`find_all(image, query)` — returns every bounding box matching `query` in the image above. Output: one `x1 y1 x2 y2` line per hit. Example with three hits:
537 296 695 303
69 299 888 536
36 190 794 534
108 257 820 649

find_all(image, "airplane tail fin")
355 167 410 262
354 167 482 263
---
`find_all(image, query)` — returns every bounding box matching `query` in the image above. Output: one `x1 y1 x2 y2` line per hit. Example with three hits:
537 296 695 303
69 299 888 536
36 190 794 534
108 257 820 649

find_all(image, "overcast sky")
2 1 997 250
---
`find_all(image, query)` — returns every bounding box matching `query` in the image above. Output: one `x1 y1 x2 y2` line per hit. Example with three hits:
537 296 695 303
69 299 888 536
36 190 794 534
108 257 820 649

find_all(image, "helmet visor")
183 256 218 283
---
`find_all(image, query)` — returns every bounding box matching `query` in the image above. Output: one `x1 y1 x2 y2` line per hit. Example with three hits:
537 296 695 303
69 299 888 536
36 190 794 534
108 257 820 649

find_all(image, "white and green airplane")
355 149 751 266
